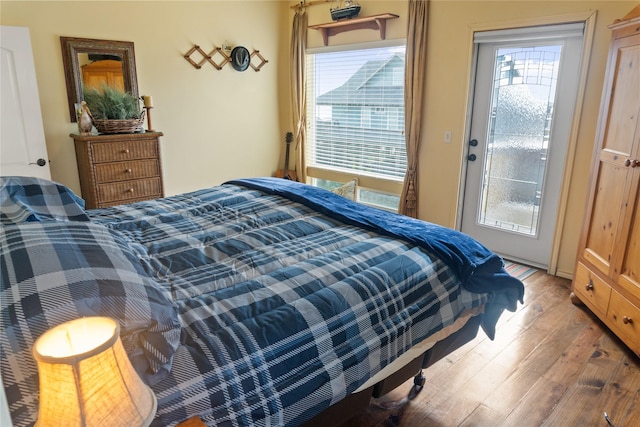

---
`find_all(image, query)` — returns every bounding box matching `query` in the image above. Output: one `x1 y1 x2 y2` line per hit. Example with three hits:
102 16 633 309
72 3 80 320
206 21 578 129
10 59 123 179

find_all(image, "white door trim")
456 11 597 276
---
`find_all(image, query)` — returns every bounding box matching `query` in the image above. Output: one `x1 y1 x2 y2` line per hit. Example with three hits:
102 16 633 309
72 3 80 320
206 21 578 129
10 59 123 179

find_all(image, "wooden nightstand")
72 131 164 209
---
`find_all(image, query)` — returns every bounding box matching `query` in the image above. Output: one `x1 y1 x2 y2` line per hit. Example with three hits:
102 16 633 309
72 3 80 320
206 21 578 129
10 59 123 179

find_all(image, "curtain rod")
290 0 331 10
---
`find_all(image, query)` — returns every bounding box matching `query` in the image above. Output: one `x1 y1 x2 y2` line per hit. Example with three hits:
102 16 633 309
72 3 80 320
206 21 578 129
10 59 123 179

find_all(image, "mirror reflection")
61 37 138 122
79 54 125 92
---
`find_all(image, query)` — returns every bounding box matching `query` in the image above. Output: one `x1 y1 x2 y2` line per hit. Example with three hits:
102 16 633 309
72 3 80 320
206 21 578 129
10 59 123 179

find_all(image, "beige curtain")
290 5 307 182
399 0 429 217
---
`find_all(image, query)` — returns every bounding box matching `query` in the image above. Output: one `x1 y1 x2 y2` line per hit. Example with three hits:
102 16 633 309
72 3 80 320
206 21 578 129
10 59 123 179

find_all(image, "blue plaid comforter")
1 177 523 427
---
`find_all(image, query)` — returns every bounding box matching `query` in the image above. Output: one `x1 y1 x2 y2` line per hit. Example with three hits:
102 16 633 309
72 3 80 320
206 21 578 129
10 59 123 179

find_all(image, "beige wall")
1 1 290 196
2 0 637 278
301 0 636 277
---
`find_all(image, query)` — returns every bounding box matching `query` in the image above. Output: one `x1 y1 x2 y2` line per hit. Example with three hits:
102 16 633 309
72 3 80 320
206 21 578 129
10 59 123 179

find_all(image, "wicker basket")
93 111 145 134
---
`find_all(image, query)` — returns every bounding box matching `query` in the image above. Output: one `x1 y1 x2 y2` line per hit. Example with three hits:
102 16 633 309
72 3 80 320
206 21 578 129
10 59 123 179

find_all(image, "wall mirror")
61 36 139 122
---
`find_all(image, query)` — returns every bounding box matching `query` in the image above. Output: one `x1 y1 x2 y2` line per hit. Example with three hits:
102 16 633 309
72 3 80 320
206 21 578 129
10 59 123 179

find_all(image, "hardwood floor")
342 270 640 427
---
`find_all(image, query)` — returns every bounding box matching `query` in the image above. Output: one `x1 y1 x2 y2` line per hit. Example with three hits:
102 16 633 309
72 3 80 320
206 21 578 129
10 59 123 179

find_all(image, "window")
305 44 407 211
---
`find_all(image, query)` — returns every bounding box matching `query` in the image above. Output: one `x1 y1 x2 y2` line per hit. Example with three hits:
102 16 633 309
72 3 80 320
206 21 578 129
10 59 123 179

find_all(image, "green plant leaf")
82 85 142 120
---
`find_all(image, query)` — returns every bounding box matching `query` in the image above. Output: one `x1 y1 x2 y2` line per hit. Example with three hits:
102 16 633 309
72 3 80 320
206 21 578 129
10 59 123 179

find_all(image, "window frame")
304 40 407 209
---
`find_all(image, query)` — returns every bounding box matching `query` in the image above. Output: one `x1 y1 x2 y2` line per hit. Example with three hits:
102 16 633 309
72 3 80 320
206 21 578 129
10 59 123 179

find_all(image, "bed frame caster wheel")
414 371 425 388
408 371 425 399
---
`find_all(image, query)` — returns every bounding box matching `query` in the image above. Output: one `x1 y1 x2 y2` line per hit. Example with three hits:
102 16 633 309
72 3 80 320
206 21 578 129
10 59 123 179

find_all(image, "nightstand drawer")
573 262 611 317
97 177 162 204
91 138 158 163
94 160 161 183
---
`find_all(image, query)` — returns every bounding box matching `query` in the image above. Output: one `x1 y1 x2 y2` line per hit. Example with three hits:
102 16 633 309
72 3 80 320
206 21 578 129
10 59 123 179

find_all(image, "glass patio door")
461 24 584 268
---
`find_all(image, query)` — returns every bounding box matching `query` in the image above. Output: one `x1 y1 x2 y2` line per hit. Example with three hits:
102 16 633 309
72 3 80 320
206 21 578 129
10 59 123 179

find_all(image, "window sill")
306 166 403 195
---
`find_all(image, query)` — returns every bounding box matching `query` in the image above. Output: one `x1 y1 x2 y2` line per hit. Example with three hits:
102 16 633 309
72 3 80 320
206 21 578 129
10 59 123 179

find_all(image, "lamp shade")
32 316 157 427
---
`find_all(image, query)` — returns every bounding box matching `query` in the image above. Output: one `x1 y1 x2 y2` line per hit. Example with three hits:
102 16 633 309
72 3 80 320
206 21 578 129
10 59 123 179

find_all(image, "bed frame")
303 314 482 426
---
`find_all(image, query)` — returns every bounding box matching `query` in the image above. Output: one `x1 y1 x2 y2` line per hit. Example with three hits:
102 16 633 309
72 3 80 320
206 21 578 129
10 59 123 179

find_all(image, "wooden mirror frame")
61 37 139 122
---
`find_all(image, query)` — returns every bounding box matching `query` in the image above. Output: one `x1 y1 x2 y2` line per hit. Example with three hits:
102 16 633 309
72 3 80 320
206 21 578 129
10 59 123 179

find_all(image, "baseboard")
554 268 573 280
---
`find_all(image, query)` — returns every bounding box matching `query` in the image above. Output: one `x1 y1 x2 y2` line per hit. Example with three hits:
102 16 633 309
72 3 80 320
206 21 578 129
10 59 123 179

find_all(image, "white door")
0 26 50 179
461 24 584 268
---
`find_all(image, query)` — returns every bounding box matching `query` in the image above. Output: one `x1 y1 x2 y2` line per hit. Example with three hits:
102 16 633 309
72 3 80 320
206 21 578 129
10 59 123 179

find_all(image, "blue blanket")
227 177 525 339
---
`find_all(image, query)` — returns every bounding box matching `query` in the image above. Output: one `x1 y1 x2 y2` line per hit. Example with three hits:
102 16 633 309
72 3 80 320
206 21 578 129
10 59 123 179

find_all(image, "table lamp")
32 316 157 427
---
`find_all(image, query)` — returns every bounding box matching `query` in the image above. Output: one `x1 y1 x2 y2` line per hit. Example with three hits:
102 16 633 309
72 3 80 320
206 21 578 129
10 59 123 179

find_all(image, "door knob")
469 139 478 146
29 158 47 167
468 154 477 161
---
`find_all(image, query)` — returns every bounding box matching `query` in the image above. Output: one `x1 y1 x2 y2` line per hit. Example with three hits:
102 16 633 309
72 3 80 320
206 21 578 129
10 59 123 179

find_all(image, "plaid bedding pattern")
0 176 90 224
0 221 182 426
86 184 490 426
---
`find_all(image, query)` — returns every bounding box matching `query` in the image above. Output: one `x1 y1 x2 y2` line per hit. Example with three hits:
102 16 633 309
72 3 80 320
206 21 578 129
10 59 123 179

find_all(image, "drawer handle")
622 316 633 325
122 149 130 154
127 188 135 193
125 168 132 173
585 280 594 291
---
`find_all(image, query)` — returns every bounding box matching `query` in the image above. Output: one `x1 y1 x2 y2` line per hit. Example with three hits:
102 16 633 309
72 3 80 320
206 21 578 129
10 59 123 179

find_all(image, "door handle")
29 158 47 167
468 154 477 161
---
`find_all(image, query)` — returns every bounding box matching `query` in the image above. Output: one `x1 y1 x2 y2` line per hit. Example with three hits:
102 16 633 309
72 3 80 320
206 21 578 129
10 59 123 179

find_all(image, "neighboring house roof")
316 54 404 107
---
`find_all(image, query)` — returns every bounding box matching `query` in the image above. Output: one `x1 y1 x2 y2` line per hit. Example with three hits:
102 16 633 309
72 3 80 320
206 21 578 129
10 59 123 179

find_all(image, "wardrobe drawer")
608 290 640 354
94 160 160 183
573 262 612 317
90 139 158 163
97 177 162 204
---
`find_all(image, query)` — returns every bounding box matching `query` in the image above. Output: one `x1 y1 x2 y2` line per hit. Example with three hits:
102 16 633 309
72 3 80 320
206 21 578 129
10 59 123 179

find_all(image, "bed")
0 176 524 427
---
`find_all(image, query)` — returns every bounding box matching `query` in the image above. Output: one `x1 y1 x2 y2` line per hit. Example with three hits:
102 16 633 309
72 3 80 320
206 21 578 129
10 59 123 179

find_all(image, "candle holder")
141 95 154 132
145 106 154 132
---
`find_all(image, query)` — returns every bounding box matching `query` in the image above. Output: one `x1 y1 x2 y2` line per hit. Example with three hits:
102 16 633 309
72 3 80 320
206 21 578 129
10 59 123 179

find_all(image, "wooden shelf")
308 13 399 46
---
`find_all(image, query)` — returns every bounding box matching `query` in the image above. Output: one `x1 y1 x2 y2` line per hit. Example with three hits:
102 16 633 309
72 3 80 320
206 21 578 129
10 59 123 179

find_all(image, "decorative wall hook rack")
184 44 268 72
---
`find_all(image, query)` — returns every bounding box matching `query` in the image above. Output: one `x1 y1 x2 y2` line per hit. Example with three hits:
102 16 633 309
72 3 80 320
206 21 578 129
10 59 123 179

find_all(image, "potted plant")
82 85 144 134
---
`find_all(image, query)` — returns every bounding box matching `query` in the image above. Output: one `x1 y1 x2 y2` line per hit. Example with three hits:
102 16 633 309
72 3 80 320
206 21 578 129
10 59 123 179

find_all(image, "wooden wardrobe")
81 59 125 91
572 5 640 357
